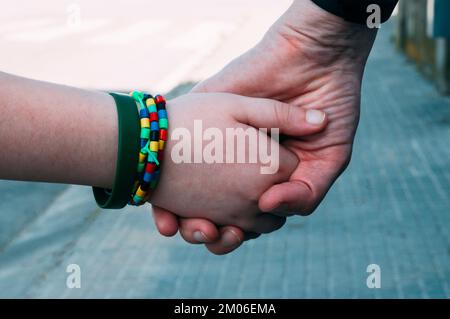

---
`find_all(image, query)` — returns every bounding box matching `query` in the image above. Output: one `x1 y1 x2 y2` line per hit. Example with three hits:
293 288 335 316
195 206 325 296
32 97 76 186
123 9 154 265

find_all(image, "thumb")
234 97 327 136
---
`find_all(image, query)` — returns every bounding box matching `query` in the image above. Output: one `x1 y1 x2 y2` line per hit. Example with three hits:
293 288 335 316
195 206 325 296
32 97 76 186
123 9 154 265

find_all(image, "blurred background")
0 0 449 298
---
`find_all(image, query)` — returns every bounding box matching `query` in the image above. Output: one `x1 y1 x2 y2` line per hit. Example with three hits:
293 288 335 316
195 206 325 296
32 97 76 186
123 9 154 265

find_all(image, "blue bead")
150 121 159 131
140 139 148 148
139 108 149 118
143 172 153 183
158 110 167 119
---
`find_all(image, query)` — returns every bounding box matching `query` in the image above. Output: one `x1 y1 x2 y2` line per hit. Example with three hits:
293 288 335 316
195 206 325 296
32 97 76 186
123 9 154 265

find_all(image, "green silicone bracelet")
92 92 140 209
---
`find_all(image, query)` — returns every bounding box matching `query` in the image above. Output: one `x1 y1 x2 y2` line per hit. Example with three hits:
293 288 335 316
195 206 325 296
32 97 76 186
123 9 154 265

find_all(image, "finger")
244 214 287 234
205 226 245 255
259 146 349 215
152 206 179 237
178 218 220 244
244 232 261 240
268 204 297 217
234 97 327 136
259 181 317 215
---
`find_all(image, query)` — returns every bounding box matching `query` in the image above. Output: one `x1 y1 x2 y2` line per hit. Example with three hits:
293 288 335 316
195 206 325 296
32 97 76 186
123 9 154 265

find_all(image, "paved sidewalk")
0 20 449 297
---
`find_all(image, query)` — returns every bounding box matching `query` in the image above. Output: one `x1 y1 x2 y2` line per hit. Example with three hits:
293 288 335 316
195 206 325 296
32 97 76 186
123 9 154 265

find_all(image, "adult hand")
152 0 378 254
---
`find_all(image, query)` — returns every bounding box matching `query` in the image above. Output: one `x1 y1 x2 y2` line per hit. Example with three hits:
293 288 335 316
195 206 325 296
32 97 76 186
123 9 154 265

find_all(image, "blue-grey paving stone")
0 181 65 249
0 21 449 298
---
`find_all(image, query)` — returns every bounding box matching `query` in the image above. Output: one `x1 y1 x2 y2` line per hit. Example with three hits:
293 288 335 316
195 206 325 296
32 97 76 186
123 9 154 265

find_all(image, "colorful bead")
149 141 159 152
158 109 167 119
140 128 150 139
132 180 139 193
149 151 159 163
145 163 156 173
149 112 158 122
155 95 165 104
146 98 156 107
137 162 145 173
140 118 150 128
139 108 149 118
150 121 159 131
150 176 159 188
131 91 144 101
128 91 167 206
159 118 168 130
143 172 153 183
160 129 168 141
150 130 159 141
136 187 146 198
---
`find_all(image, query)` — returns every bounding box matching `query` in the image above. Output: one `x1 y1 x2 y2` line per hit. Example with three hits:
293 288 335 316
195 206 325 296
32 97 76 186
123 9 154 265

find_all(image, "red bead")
145 163 156 173
155 95 165 104
157 151 164 162
149 112 158 122
160 129 168 141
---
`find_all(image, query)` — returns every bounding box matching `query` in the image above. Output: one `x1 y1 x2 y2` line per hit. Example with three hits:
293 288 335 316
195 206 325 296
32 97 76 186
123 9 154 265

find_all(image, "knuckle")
272 101 291 129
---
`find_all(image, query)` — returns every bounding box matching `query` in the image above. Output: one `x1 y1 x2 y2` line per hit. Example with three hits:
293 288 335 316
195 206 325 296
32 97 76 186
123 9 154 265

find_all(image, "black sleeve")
311 0 399 25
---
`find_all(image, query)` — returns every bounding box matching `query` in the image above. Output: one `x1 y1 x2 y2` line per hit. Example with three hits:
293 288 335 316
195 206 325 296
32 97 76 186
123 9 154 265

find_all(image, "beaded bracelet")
129 91 168 206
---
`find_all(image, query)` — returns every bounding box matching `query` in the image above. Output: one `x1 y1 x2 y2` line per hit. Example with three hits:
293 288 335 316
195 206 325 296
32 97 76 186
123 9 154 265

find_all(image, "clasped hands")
149 0 377 254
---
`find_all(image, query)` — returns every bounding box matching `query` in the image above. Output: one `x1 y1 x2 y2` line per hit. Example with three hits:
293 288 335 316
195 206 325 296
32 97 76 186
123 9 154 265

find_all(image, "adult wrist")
270 0 378 68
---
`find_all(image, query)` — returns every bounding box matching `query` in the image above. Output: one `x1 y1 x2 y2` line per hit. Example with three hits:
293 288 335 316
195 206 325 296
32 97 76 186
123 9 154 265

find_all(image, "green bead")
140 128 150 139
147 151 159 165
137 162 145 173
148 105 157 113
159 118 168 129
132 91 144 101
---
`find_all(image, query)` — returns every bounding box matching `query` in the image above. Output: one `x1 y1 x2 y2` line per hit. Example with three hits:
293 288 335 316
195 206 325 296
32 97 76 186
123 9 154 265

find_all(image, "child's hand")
149 93 327 234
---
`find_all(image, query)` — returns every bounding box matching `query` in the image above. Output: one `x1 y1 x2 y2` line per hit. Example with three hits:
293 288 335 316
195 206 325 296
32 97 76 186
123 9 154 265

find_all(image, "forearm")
0 72 117 188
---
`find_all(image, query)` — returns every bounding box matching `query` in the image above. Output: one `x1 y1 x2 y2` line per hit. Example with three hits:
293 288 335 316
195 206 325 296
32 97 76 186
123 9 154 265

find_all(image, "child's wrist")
92 91 168 209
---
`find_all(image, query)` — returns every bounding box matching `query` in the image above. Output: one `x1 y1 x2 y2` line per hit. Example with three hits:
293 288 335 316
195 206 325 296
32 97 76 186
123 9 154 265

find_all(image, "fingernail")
306 110 326 125
193 231 208 243
222 230 241 248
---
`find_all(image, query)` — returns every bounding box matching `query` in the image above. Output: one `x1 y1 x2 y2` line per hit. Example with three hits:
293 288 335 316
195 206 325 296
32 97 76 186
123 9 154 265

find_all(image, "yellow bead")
140 118 150 128
132 180 139 193
146 98 156 107
139 152 146 162
136 187 146 198
150 141 159 152
159 140 165 150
